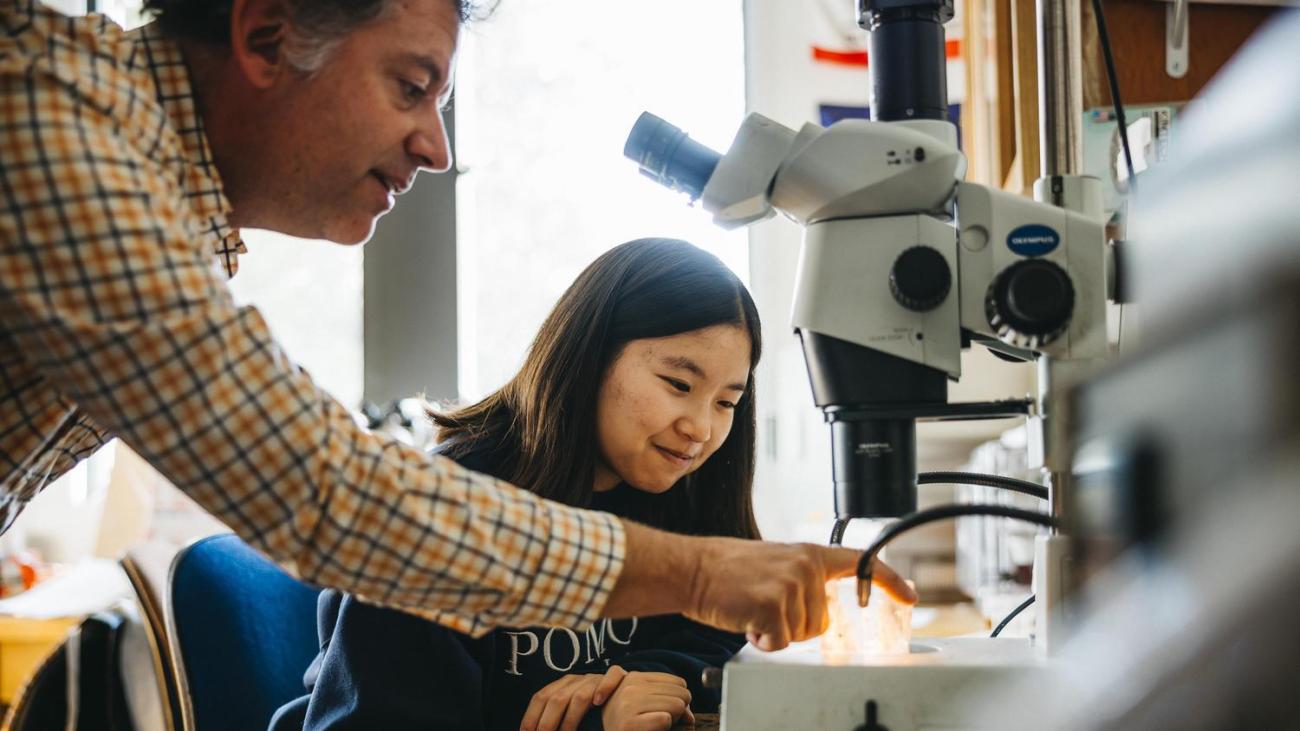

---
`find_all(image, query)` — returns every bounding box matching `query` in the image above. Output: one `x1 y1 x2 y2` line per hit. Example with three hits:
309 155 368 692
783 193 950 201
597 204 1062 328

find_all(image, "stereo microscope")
623 1 1116 728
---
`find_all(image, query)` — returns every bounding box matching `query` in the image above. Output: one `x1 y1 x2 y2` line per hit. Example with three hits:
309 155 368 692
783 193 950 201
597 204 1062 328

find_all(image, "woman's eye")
660 376 690 393
718 400 737 410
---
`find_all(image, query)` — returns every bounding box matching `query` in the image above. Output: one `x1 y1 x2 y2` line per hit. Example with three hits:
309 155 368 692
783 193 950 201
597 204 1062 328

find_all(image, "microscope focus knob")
889 246 951 312
985 259 1075 348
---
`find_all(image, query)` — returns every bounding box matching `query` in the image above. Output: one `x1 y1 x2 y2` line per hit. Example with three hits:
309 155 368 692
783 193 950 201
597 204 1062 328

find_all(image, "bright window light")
455 1 747 400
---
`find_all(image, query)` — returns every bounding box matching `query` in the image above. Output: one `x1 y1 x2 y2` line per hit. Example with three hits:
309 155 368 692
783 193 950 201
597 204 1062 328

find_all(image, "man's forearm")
601 520 705 619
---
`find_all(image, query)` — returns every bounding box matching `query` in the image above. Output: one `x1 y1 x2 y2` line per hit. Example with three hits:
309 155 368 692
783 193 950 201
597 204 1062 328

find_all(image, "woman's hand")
600 671 694 731
521 665 630 731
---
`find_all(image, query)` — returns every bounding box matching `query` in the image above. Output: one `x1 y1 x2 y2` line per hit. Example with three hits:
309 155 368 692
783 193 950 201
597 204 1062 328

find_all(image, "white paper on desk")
0 559 131 619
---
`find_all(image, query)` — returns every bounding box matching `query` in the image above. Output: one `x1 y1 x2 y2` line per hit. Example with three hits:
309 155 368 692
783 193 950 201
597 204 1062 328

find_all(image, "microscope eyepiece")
623 112 722 201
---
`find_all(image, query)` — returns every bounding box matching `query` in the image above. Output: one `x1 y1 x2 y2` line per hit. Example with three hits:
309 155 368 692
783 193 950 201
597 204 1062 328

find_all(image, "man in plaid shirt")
0 0 913 646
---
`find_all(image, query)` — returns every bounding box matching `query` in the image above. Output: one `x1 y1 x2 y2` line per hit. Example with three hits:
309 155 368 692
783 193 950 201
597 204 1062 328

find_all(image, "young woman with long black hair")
272 238 905 731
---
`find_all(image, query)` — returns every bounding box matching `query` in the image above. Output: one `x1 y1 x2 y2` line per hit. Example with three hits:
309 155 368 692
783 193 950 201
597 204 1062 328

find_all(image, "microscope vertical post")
1032 0 1106 652
1037 0 1085 184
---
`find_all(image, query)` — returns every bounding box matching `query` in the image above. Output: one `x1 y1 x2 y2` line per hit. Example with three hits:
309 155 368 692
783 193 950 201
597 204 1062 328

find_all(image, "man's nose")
407 113 453 174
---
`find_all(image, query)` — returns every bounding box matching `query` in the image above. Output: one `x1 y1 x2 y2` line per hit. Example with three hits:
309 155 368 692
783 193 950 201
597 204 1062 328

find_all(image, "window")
226 234 365 408
454 1 747 399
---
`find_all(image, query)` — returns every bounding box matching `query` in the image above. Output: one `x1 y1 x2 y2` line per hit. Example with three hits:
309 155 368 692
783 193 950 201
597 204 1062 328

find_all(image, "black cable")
833 472 1045 547
1092 0 1138 194
832 472 1044 545
917 471 1048 501
829 518 850 546
855 504 1058 604
990 594 1036 638
830 473 1047 546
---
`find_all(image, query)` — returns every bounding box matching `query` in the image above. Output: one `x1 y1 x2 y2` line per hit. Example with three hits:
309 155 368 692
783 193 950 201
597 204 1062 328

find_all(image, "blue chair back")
168 534 319 731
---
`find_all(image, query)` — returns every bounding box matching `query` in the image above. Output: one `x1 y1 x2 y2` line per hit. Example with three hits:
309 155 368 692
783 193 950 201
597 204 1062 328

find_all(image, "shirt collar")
130 22 247 278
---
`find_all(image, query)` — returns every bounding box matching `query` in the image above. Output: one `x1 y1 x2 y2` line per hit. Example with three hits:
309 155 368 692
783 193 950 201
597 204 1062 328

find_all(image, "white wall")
38 0 83 15
228 232 365 408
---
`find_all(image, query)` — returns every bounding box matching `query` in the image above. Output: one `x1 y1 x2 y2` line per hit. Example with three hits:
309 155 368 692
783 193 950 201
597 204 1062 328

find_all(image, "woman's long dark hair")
434 238 761 540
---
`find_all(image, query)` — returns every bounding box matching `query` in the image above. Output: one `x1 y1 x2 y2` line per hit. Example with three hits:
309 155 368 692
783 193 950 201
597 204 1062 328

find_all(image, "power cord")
829 472 1046 545
990 594 1036 638
855 504 1058 605
830 518 850 545
1092 0 1138 193
918 471 1048 500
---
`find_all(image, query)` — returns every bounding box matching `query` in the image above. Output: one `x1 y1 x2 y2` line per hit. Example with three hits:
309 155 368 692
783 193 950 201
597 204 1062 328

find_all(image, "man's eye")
400 80 428 104
660 377 690 393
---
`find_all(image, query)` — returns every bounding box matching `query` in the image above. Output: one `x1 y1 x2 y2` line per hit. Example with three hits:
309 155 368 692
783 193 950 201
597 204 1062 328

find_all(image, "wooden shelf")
1081 0 1280 108
961 0 1282 194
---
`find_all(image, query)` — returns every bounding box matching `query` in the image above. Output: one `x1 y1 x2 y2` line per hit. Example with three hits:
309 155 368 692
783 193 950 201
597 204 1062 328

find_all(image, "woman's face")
594 324 752 494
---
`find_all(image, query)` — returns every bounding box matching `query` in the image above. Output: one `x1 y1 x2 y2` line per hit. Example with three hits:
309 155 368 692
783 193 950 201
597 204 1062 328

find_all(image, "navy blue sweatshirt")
270 442 746 731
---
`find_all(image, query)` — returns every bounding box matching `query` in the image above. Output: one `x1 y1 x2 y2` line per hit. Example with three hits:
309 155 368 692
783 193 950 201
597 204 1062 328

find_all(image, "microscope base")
720 636 1045 730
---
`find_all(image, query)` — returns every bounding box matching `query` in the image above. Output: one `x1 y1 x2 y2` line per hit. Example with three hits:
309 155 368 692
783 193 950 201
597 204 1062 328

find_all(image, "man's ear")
228 0 293 89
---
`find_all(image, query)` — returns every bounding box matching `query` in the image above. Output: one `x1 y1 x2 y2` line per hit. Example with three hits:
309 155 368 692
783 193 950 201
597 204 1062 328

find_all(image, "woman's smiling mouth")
654 445 695 468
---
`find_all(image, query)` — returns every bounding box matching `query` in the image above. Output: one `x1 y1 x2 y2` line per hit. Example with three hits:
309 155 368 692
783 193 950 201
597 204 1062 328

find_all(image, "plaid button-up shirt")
0 2 624 635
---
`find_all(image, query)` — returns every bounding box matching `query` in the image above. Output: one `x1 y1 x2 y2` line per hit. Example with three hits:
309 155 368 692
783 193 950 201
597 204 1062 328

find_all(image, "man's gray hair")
145 0 494 71
283 0 393 73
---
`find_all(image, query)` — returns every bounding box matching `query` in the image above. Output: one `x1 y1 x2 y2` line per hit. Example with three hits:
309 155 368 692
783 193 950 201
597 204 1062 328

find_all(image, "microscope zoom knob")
889 246 951 312
985 259 1075 348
